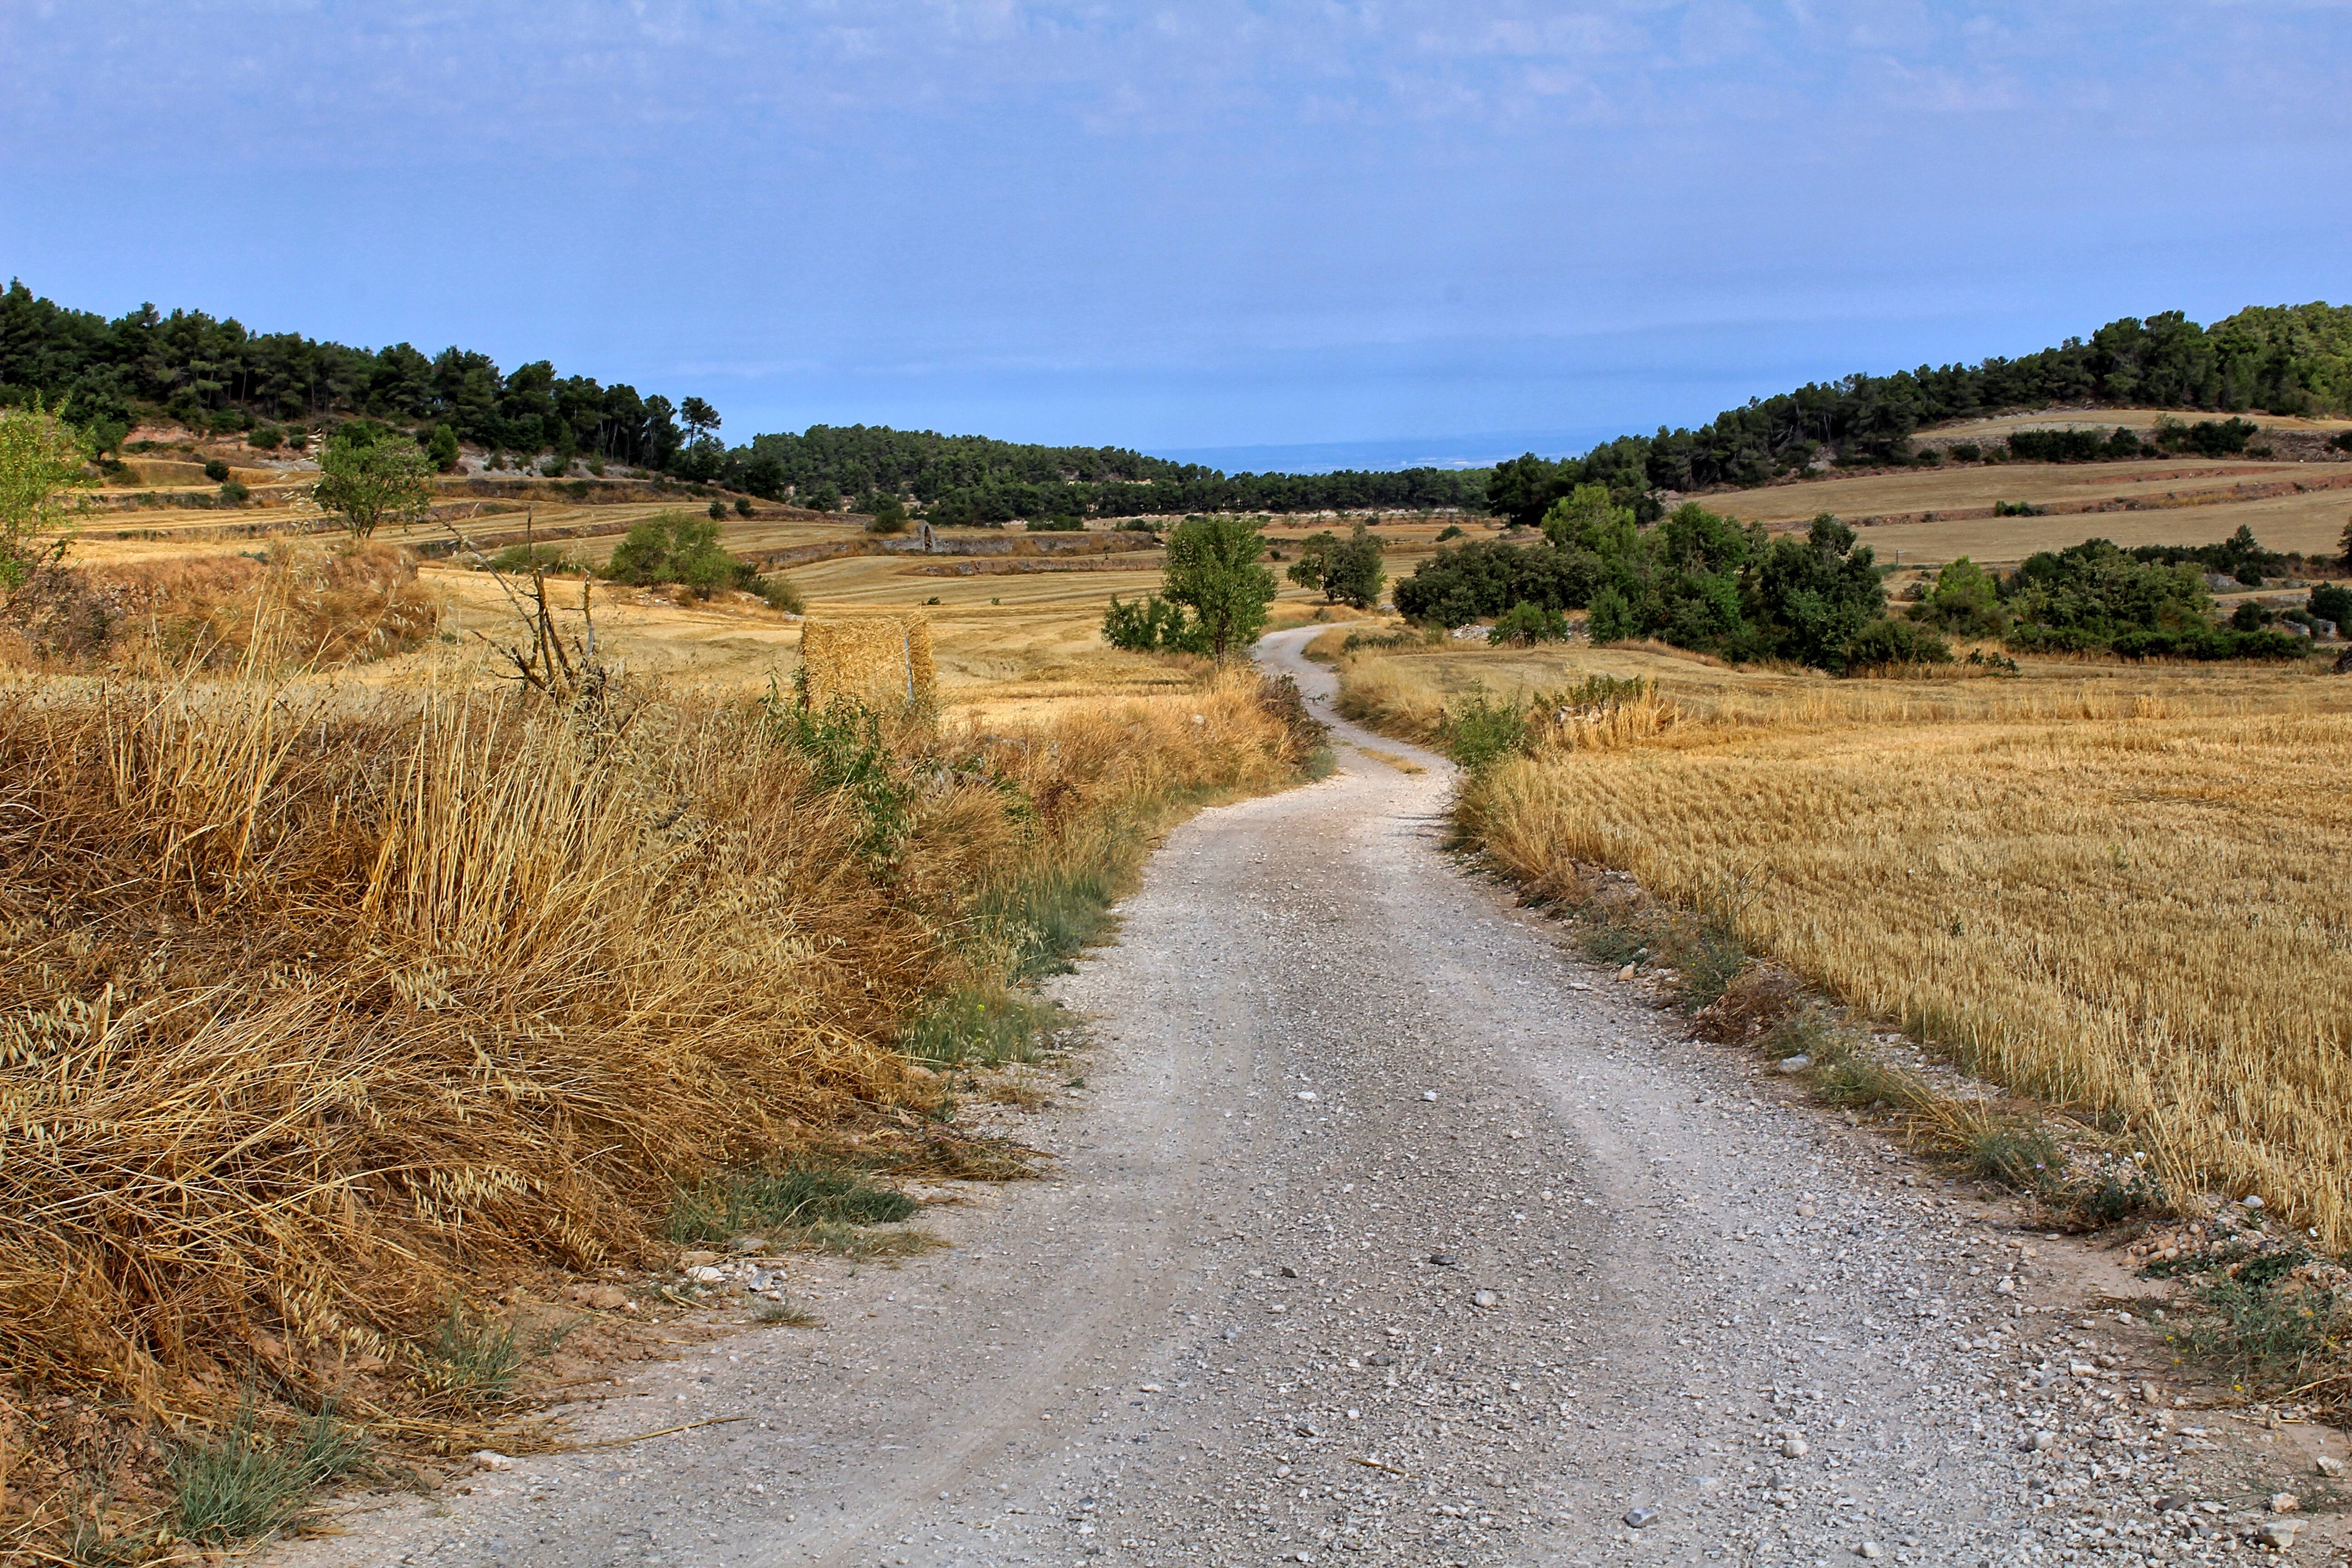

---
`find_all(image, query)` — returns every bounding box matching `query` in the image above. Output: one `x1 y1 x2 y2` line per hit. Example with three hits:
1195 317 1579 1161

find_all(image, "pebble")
2270 1493 2299 1513
2317 1455 2344 1477
686 1265 726 1284
2256 1519 2301 1549
2242 1195 2266 1210
1782 1437 1809 1459
472 1451 515 1472
1470 1289 1500 1308
1623 1508 1658 1528
1857 1544 1884 1561
1420 1090 1438 1101
1777 1054 1812 1073
1428 1253 1457 1266
1617 963 1637 981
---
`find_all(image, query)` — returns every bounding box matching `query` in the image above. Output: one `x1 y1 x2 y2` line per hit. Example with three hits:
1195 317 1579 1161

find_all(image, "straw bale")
802 612 936 711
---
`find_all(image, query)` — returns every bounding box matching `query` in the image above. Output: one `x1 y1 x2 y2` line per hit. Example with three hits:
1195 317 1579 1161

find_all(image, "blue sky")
3 2 2347 467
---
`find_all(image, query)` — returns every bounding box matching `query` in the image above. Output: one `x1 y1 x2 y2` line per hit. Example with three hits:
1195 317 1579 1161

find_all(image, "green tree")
1744 514 1888 669
0 401 92 591
1161 513 1276 659
1285 523 1386 608
1908 556 2008 638
679 397 721 445
1539 483 1637 559
314 426 434 540
426 423 462 471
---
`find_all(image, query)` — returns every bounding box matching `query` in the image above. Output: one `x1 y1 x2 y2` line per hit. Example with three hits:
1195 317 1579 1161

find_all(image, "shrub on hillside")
1842 618 1952 669
1489 600 1569 646
604 510 760 598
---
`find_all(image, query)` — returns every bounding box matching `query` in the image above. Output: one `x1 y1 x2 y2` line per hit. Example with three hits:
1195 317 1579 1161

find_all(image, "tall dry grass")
1453 672 2352 1244
0 660 1303 1443
0 542 438 671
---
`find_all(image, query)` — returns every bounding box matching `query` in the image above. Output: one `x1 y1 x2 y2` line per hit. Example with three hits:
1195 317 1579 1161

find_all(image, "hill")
1486 302 2352 524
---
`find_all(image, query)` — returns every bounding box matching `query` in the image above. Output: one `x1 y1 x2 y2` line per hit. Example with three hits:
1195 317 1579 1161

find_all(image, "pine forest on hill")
2 280 2347 526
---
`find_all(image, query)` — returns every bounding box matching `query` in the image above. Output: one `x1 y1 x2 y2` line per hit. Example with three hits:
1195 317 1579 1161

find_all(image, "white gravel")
270 628 2344 1568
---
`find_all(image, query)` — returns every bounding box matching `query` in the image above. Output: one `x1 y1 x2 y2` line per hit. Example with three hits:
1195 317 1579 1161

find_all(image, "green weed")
901 986 1062 1066
665 1163 919 1245
2176 1275 2352 1385
751 1298 820 1328
169 1399 367 1546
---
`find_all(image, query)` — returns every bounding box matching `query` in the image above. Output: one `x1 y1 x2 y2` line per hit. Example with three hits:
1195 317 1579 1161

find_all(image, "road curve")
273 628 2307 1568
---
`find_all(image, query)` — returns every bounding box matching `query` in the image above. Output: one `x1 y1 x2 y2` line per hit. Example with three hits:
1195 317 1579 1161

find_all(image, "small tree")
426 423 461 471
1161 514 1276 659
314 427 434 540
1286 528 1383 606
679 397 721 446
0 401 92 591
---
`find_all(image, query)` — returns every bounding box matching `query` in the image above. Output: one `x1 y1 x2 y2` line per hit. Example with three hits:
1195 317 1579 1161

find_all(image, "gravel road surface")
277 628 2342 1568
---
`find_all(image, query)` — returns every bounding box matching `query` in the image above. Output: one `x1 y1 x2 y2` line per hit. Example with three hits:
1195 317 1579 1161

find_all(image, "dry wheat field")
1342 637 2352 1245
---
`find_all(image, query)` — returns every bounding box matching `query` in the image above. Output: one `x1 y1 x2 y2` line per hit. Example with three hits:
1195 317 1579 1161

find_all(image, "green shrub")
1029 514 1084 531
1961 1120 2066 1193
1948 441 1982 462
900 987 1062 1065
202 458 230 482
413 1300 527 1405
755 573 804 614
1584 586 1634 643
604 509 757 598
1489 600 1568 646
218 479 250 506
249 425 283 451
2177 1274 2351 1385
487 543 576 575
1842 618 1952 669
1439 692 1529 771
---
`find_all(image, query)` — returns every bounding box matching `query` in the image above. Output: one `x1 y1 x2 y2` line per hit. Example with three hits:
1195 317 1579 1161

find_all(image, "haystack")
801 611 937 711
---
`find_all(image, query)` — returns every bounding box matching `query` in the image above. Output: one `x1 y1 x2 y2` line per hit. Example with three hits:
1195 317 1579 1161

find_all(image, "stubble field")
1338 634 2352 1245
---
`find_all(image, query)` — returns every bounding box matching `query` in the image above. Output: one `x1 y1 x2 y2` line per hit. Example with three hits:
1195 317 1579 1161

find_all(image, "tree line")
1483 304 2352 526
716 424 1485 520
0 279 709 470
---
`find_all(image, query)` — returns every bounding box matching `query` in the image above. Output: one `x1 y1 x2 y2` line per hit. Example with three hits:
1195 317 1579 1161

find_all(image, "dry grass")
1435 653 2352 1245
0 647 1306 1547
0 542 440 672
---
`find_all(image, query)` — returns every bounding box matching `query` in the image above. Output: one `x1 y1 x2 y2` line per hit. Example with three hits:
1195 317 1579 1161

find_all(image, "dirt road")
279 628 2336 1568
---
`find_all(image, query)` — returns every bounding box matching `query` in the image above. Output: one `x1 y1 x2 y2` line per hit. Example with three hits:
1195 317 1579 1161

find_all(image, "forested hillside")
0 280 707 469
4 279 2343 526
722 425 1483 520
1486 303 2352 524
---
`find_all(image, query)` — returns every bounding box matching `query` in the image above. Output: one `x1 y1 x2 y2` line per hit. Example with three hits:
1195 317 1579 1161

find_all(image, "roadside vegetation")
0 389 1327 1554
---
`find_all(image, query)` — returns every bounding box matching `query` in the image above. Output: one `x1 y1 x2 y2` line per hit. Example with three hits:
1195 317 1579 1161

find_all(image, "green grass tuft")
169 1399 367 1546
665 1163 919 1245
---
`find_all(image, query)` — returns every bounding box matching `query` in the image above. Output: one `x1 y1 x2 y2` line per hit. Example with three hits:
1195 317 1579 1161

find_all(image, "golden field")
1342 636 2352 1245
